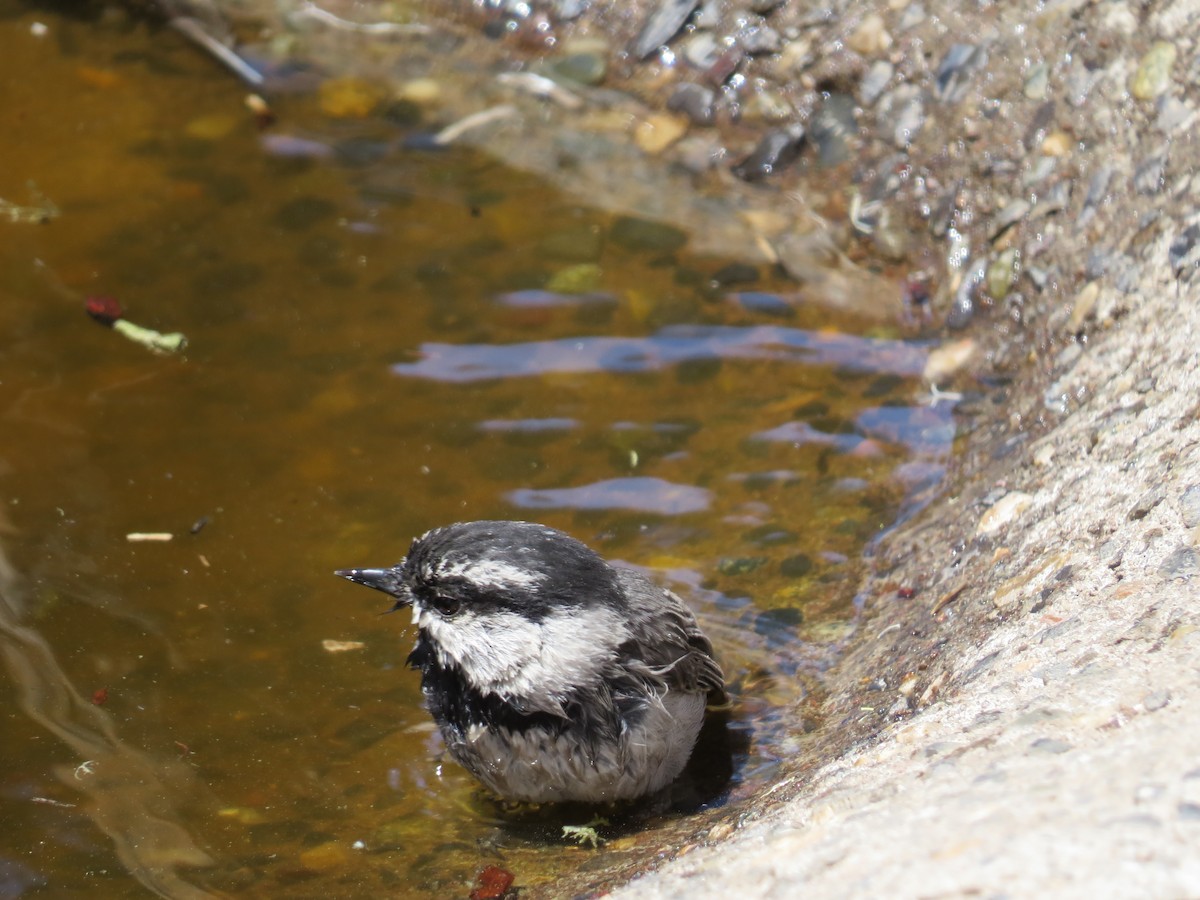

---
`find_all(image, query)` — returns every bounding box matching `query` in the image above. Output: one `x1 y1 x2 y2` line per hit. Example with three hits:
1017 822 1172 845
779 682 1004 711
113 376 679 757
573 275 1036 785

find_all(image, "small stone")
935 43 988 105
299 842 354 872
923 338 976 384
1129 489 1164 521
1180 484 1200 529
397 78 442 105
1041 131 1072 157
1158 546 1200 579
1033 444 1056 467
719 556 768 576
1098 539 1123 569
860 60 894 106
881 84 925 148
986 248 1019 300
871 204 909 261
809 94 857 167
666 82 716 125
977 491 1034 536
738 24 782 56
732 125 805 181
1131 41 1177 101
634 113 689 154
1030 737 1072 755
1134 152 1167 195
1143 689 1171 712
991 199 1031 239
1024 62 1049 100
1067 281 1100 332
549 52 607 86
632 0 700 59
846 13 891 56
741 87 795 123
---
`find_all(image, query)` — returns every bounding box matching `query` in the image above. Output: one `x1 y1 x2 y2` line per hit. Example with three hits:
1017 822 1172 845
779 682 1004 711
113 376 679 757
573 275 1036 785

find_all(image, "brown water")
0 5 952 897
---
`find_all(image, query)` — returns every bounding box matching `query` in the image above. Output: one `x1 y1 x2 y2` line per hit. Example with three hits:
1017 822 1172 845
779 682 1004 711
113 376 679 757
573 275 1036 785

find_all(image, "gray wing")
614 569 726 700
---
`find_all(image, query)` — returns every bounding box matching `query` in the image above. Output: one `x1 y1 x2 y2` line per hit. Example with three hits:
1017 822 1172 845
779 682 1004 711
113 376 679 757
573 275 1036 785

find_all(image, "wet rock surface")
158 0 1200 894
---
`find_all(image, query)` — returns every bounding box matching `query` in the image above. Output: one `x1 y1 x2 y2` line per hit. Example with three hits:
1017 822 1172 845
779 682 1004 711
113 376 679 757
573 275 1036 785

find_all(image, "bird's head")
336 521 631 710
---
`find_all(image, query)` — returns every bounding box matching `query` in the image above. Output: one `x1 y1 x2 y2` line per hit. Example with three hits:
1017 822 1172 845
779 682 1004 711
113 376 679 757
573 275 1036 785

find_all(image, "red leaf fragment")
897 586 917 599
91 688 108 706
469 865 515 900
85 295 123 326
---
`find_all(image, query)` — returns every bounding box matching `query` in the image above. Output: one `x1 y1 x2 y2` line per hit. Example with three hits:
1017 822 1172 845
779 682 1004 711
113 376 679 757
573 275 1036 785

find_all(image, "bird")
334 520 725 804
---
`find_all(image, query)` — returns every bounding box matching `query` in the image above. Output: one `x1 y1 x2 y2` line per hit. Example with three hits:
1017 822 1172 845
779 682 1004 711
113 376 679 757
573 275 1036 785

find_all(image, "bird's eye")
431 594 461 617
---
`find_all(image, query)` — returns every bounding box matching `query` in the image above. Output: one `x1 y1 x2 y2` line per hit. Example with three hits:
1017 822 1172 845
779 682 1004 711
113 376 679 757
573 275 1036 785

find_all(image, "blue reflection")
391 325 926 383
478 418 578 432
506 477 712 514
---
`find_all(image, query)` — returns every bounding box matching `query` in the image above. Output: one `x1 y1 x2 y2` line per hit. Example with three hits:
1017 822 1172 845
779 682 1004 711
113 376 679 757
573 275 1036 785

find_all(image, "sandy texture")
616 186 1200 898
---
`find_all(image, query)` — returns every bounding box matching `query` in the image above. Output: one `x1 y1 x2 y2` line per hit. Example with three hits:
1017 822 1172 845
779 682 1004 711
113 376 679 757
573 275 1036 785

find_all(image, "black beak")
334 567 406 601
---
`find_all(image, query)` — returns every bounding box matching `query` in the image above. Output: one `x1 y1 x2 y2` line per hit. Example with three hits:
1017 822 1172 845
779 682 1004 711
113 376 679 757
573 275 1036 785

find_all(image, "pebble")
860 60 894 106
809 94 856 167
881 83 926 148
1067 281 1100 332
732 125 805 181
738 24 783 56
548 51 607 86
1029 737 1072 755
923 337 976 384
947 258 987 329
935 43 988 105
634 113 689 154
1134 152 1167 194
1131 41 1177 100
986 248 1018 300
846 13 891 56
667 82 716 125
1158 545 1200 579
631 0 699 59
977 491 1034 536
1023 62 1049 100
1143 689 1171 712
1041 131 1072 157
990 199 1030 239
318 77 384 118
1180 484 1200 529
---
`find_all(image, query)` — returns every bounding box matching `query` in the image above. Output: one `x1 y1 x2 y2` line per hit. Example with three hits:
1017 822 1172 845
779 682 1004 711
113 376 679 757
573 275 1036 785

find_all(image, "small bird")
335 520 725 804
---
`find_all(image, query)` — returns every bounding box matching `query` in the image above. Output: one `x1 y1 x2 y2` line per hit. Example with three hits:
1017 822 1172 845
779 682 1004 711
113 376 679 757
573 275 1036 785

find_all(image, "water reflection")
391 324 927 382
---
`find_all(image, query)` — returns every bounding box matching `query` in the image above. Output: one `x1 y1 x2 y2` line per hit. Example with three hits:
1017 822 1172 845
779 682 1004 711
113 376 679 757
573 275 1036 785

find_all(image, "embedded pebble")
632 0 699 58
1067 281 1100 332
1134 153 1167 194
634 113 689 154
738 24 782 56
1158 546 1200 579
922 337 976 384
990 199 1030 239
732 125 805 181
846 13 891 56
1029 737 1072 755
548 52 607 86
1024 62 1049 100
935 43 987 104
667 82 716 125
860 60 894 106
1131 41 1177 100
977 491 1034 536
986 248 1018 300
1143 689 1171 712
809 94 856 167
1041 131 1072 157
881 84 925 148
610 216 688 253
1129 489 1164 521
1180 484 1200 529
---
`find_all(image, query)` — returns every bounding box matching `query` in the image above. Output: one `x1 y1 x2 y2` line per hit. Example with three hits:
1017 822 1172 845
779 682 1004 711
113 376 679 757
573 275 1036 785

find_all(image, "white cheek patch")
422 605 629 707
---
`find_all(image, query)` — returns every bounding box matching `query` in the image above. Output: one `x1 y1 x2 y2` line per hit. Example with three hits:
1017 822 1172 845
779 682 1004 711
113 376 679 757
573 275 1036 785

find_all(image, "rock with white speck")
977 492 1034 536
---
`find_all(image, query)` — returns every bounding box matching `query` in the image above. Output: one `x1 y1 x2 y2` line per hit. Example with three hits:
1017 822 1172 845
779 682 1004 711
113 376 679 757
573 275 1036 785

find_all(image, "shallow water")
0 5 952 896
